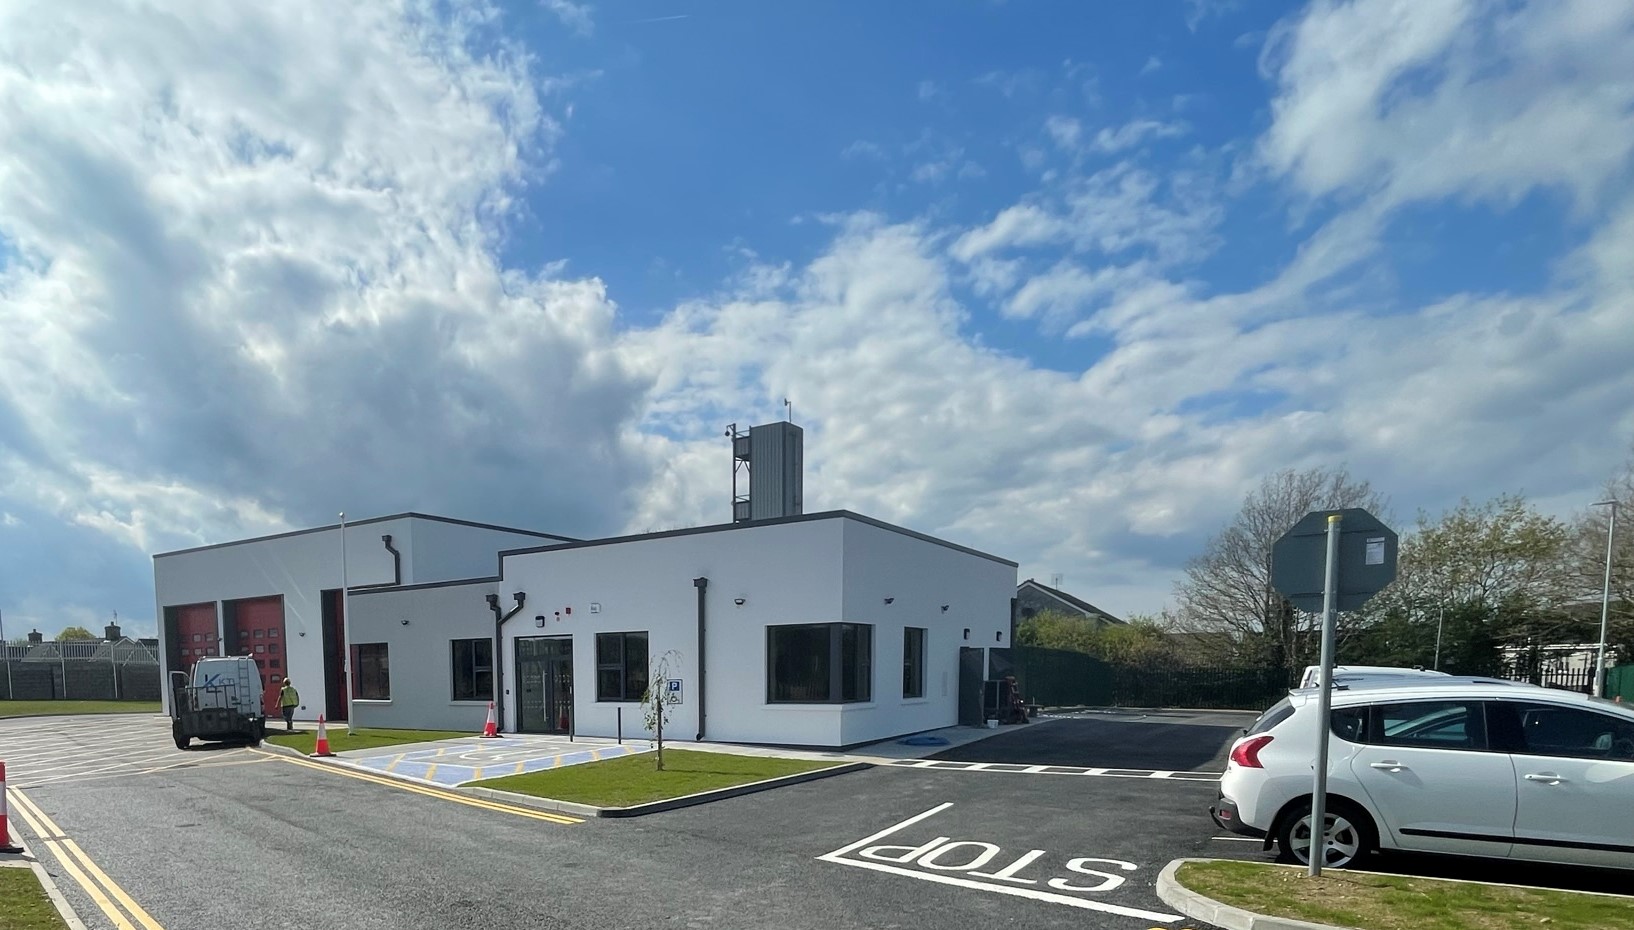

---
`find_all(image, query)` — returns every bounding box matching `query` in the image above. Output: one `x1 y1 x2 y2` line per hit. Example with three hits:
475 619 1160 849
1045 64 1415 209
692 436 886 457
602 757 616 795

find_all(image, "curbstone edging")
459 761 872 818
1157 859 1357 930
1 842 92 930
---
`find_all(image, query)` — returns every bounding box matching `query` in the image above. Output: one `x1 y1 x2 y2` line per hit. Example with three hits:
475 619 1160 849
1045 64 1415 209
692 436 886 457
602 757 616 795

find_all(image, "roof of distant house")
1018 578 1125 625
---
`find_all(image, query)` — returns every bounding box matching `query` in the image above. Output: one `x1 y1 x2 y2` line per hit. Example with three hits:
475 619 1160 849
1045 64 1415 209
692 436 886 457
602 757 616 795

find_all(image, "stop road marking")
817 802 1183 923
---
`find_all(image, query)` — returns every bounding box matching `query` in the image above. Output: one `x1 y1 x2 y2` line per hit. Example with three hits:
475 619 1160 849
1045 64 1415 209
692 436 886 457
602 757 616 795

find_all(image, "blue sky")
1 0 1632 638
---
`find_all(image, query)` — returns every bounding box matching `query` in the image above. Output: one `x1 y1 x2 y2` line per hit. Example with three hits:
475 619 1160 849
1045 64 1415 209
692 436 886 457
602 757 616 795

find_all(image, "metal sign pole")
1309 513 1342 877
341 512 355 736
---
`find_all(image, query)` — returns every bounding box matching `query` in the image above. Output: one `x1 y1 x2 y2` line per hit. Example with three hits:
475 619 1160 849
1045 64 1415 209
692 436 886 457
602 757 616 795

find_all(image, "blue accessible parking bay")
346 735 647 786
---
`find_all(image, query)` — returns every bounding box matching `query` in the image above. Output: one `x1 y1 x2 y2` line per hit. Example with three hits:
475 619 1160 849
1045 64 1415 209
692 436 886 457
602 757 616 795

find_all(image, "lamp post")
341 511 355 735
1434 603 1446 671
1592 500 1619 699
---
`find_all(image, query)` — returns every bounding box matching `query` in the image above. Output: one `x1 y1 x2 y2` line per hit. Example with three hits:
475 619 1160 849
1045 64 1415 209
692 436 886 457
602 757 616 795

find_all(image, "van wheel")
1275 798 1376 870
173 731 190 751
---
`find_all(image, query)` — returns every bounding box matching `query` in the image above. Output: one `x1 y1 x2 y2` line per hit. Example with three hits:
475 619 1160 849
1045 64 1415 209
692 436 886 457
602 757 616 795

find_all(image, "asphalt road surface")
932 709 1250 772
4 715 1237 930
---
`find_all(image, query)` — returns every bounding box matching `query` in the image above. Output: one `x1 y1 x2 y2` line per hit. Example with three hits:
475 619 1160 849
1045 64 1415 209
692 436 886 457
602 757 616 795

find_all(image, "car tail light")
1230 735 1274 768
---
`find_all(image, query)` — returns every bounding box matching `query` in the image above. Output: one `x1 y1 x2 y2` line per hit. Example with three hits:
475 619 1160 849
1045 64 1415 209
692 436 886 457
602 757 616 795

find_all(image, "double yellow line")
266 752 582 825
7 787 164 930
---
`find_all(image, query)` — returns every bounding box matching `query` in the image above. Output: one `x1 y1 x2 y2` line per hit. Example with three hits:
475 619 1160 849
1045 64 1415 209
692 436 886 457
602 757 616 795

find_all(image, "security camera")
883 597 894 605
733 598 746 607
400 619 410 626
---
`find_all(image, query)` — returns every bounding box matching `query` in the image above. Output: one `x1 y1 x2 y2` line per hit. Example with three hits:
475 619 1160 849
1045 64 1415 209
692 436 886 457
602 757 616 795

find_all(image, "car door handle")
1524 773 1568 784
1369 761 1407 772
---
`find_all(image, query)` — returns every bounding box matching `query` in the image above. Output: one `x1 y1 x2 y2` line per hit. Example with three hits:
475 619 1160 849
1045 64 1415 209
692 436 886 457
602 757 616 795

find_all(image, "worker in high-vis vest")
277 679 300 731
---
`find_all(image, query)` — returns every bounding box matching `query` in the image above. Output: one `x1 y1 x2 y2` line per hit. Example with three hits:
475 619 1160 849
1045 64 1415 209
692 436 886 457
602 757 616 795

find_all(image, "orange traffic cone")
480 701 500 738
1 761 23 854
312 714 335 758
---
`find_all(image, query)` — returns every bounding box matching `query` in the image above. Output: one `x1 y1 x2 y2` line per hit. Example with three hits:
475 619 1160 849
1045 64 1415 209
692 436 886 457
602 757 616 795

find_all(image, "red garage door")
174 603 219 675
230 596 287 716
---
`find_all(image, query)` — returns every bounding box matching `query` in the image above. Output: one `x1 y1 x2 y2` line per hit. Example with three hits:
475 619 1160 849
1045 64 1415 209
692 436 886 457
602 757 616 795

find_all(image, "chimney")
27 629 43 644
105 623 122 642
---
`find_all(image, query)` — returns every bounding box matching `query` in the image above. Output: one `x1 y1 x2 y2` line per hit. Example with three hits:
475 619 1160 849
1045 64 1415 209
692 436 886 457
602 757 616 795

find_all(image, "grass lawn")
0 700 161 718
0 868 70 930
1177 860 1634 930
264 728 472 755
468 749 842 807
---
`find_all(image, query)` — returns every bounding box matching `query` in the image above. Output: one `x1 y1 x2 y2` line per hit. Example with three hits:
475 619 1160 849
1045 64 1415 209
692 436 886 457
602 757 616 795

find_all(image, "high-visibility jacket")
278 684 300 708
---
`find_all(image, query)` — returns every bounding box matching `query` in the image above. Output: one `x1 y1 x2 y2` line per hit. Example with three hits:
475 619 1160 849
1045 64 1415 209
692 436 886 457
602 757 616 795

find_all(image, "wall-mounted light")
733 597 746 607
883 597 895 605
995 631 1002 642
963 628 970 640
940 605 949 612
534 615 547 628
400 619 410 627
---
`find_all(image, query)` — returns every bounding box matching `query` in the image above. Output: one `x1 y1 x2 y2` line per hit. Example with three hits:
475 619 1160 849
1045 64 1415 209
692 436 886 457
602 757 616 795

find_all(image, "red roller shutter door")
174 603 219 675
232 597 287 717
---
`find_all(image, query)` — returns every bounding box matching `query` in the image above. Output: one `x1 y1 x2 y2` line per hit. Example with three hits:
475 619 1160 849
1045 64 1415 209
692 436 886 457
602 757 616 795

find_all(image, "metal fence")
0 639 162 702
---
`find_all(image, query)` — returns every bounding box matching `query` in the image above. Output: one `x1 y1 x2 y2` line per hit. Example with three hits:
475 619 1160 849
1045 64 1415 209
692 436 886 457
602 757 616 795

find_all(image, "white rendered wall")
407 520 565 585
345 579 501 732
498 518 848 747
836 519 1018 746
152 518 408 717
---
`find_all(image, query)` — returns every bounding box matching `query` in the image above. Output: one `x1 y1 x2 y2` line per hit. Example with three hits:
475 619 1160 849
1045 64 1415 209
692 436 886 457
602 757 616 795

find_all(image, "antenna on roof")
783 397 792 422
1050 573 1063 589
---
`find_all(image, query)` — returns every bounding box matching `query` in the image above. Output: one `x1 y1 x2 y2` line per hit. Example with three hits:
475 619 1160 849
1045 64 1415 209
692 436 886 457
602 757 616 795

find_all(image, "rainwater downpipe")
694 576 708 741
381 535 401 586
487 592 526 733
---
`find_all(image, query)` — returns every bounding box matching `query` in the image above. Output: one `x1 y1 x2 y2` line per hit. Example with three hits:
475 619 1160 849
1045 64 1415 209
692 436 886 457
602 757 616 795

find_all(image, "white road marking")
817 804 1183 923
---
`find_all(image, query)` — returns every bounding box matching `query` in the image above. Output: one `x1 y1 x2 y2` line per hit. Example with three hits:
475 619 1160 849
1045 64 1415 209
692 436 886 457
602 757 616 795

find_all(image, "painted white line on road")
819 855 1183 922
1210 836 1262 843
1147 771 1174 778
1022 764 1049 773
818 803 955 860
816 804 1182 923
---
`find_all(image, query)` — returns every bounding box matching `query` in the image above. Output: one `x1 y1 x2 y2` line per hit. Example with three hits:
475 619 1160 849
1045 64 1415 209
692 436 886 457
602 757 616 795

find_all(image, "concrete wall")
345 579 502 732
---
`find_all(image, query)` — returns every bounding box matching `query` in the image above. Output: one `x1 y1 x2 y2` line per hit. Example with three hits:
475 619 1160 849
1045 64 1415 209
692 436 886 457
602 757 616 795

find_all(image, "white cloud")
1260 0 1634 211
1140 56 1163 76
1045 115 1082 150
0 0 649 564
917 79 941 101
541 0 594 36
1091 119 1187 153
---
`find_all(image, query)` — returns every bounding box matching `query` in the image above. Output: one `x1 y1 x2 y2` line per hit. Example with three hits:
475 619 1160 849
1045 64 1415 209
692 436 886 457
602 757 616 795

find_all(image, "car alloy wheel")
1283 808 1365 869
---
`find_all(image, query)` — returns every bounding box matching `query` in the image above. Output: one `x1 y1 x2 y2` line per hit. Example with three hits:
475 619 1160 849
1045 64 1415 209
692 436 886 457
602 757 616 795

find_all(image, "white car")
1211 679 1634 870
1296 664 1451 689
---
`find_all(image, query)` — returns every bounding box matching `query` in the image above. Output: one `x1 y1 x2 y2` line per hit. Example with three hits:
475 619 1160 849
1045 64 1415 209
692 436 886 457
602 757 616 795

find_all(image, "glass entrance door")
516 637 573 734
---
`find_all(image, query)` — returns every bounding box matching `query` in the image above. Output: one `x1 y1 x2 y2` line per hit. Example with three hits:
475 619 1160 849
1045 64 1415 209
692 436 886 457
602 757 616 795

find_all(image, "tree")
1173 466 1387 670
56 626 96 641
1570 445 1634 660
640 650 681 771
1016 610 1180 664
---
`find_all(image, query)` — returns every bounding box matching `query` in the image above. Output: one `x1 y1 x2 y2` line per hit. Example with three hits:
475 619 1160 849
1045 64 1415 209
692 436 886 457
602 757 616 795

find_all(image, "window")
596 632 649 702
253 644 265 654
1510 704 1634 761
1370 700 1484 750
1250 699 1294 736
1331 707 1367 743
269 659 280 669
268 642 279 653
903 627 926 699
268 628 279 638
353 643 390 700
768 623 872 704
451 638 493 702
253 629 265 639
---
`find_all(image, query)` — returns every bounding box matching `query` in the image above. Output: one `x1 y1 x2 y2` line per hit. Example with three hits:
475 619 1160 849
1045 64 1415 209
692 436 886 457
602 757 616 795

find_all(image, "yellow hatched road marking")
425 764 438 782
261 752 580 825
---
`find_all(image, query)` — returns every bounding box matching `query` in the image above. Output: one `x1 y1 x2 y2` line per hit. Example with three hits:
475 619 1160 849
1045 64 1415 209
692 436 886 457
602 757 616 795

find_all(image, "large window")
596 631 649 702
768 623 872 704
451 638 493 702
903 627 926 699
353 643 391 700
